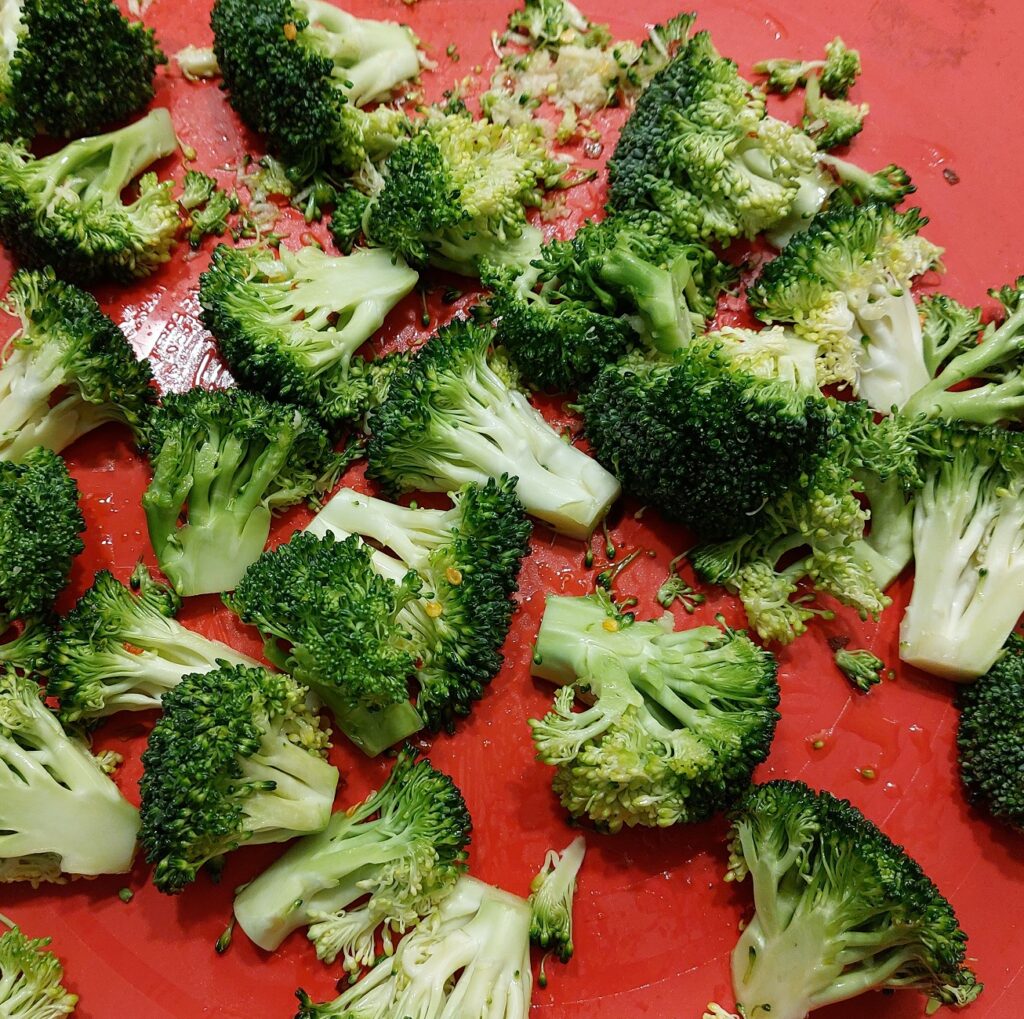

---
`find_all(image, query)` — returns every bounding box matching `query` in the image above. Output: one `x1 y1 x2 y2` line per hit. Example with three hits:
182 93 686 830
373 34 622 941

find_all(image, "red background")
3 1 1023 1017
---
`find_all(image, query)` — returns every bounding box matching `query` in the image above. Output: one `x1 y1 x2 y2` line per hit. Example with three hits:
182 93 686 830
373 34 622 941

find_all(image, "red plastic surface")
4 1 1024 1017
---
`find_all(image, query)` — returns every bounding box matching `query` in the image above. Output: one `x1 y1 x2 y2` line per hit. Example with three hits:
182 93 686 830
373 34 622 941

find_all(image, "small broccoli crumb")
118 887 134 903
834 648 885 692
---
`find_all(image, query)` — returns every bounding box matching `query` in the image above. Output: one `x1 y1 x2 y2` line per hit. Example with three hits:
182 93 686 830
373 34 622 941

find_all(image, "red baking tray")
3 1 1023 1016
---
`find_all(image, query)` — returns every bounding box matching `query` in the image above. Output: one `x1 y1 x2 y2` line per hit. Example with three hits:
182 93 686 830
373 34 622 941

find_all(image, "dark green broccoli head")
0 447 84 629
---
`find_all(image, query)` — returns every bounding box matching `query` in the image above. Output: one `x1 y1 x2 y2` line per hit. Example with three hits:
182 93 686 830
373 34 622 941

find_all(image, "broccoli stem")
323 698 424 758
850 470 914 591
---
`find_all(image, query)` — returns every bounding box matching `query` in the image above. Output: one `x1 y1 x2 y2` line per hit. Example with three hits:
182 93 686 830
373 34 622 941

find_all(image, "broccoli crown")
581 342 838 542
727 780 982 1016
199 242 418 430
0 924 78 1017
957 633 1024 831
834 647 884 692
528 835 585 963
233 746 471 963
141 386 342 597
366 317 620 538
0 447 84 629
529 594 780 831
4 0 165 140
0 267 156 460
139 662 337 894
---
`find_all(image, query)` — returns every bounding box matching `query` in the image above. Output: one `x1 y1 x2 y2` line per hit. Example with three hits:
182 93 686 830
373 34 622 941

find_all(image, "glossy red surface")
3 1 1023 1017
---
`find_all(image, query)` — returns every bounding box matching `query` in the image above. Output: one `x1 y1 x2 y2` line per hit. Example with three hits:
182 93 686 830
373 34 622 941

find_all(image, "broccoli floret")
139 662 338 894
899 424 1024 680
180 169 216 211
656 554 706 612
233 746 470 964
0 667 140 883
834 647 884 692
140 386 342 597
327 183 370 252
306 477 531 730
0 447 83 630
749 202 942 407
505 0 596 45
957 633 1024 831
47 564 258 724
817 155 915 209
211 0 418 173
0 617 50 676
0 0 165 141
366 318 620 538
802 74 868 151
725 780 982 1017
0 923 77 1016
226 531 426 756
528 834 585 962
179 172 238 247
617 12 697 94
199 242 418 430
0 268 155 461
581 338 838 542
528 594 780 831
295 875 532 1019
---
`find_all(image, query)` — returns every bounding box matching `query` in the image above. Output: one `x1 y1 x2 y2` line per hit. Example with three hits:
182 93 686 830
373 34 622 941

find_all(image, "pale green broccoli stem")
850 469 914 591
765 168 835 248
529 835 585 962
310 693 422 760
427 222 544 278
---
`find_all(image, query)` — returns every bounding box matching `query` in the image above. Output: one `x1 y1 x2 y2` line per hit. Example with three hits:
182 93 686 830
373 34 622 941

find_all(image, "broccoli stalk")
233 747 470 965
0 922 78 1017
0 669 140 883
528 835 585 962
296 875 533 1019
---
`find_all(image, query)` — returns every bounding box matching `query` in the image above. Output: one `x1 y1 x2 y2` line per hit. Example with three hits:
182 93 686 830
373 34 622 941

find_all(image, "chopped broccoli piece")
529 594 779 831
0 923 77 1016
528 834 585 962
366 318 620 538
725 780 982 1017
175 44 220 81
617 12 697 94
0 268 155 461
295 875 532 1019
957 632 1024 832
0 617 51 676
180 169 217 211
657 555 706 612
140 386 342 597
755 36 861 97
834 647 884 692
48 564 258 723
185 188 238 248
1 667 140 883
233 746 470 964
505 0 597 46
802 73 868 151
199 242 418 431
818 155 915 207
139 662 338 894
919 293 984 377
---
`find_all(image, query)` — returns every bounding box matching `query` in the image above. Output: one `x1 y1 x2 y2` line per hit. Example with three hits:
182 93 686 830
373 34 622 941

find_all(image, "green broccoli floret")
327 183 370 252
199 242 418 430
581 337 838 542
47 564 258 724
0 0 165 141
0 107 179 282
818 155 915 207
139 662 338 894
834 647 884 692
957 632 1024 831
181 176 239 248
505 0 596 45
233 746 470 966
528 594 779 832
226 531 426 756
748 202 943 406
656 554 706 612
0 447 83 630
616 12 697 94
0 268 155 461
140 386 342 597
211 0 418 173
528 834 585 963
899 424 1024 680
306 476 532 730
0 922 77 1016
0 617 51 675
1 667 140 883
180 169 216 211
295 875 532 1019
366 318 621 538
725 780 982 1017
802 74 868 152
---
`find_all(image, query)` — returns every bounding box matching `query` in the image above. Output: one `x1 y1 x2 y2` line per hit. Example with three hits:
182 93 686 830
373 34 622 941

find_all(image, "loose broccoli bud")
899 425 1024 680
749 202 942 407
139 663 338 894
295 875 532 1019
0 923 77 1016
834 647 884 692
48 564 258 723
226 531 426 755
0 668 140 882
726 780 982 1017
756 36 861 96
199 242 418 430
366 318 620 538
141 387 342 597
0 447 84 629
212 0 418 173
175 44 220 81
1 0 165 141
180 169 216 211
581 339 838 542
802 74 867 151
0 268 155 461
528 594 780 831
528 835 585 962
234 746 470 963
957 633 1024 831
657 555 706 612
